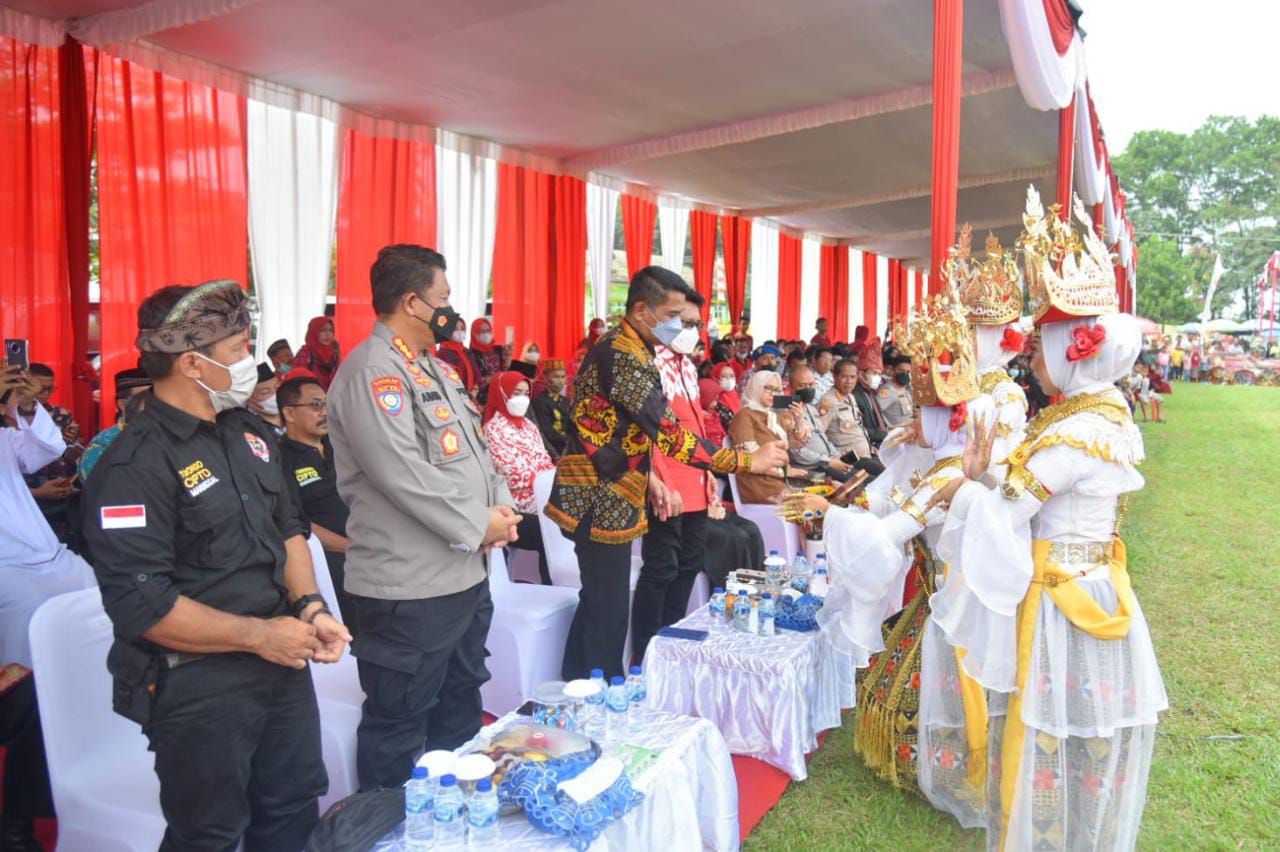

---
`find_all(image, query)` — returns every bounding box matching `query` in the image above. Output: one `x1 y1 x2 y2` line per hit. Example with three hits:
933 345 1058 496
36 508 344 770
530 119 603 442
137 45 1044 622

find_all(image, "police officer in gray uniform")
327 245 520 790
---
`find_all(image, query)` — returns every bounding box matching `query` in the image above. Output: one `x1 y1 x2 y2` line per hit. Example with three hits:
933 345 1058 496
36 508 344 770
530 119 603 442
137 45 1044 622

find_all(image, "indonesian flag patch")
372 375 405 416
101 505 146 530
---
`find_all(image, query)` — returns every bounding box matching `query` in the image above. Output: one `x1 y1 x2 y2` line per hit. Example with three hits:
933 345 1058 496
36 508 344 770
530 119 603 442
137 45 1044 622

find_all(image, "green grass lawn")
748 382 1280 851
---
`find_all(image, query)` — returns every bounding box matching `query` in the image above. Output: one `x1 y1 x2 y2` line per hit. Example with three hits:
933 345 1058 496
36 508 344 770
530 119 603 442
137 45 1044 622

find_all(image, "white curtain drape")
586 180 620 321
749 219 780 341
1103 181 1120 245
997 0 1084 111
848 247 864 332
436 131 499 328
1074 87 1107 205
248 99 339 361
799 237 822 341
876 254 890 338
659 198 691 274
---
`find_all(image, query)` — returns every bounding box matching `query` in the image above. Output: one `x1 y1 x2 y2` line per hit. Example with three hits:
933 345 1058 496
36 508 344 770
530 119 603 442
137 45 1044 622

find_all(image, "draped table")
641 606 858 781
372 707 739 851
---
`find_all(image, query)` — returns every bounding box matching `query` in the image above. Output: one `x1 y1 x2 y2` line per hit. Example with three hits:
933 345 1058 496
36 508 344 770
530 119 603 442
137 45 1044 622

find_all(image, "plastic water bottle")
709 587 727 632
790 551 812 593
810 555 830 597
586 668 608 737
432 774 466 848
404 766 434 850
734 594 752 633
606 675 630 740
626 665 646 707
467 777 500 846
758 593 776 637
764 549 786 589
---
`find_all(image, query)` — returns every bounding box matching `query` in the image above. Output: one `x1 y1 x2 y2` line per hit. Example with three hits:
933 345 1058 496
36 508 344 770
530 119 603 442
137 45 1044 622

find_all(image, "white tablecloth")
372 707 739 851
641 607 858 781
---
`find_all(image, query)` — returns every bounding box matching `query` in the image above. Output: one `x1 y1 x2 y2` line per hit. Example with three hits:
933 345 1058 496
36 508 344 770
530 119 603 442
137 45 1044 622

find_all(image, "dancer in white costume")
932 191 1167 851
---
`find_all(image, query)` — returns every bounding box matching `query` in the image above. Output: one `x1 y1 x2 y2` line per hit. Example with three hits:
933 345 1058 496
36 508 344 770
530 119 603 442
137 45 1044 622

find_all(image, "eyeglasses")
681 319 705 330
284 399 327 412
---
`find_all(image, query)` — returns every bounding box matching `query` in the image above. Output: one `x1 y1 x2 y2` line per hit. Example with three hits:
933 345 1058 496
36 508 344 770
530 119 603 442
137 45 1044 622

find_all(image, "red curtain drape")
721 215 751 331
1043 0 1076 56
887 258 908 321
334 129 436 351
1115 264 1128 314
861 251 878 336
818 244 849 342
621 195 656 280
1057 95 1076 218
776 233 802 339
913 268 924 308
550 175 587 361
690 211 718 329
95 53 247 428
492 163 552 356
60 40 95 434
1 35 72 411
930 0 963 293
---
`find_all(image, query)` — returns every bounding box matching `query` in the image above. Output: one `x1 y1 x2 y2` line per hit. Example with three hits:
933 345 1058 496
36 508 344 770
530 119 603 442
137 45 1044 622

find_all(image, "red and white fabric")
653 346 710 513
998 0 1085 111
1073 84 1107 205
483 412 555 514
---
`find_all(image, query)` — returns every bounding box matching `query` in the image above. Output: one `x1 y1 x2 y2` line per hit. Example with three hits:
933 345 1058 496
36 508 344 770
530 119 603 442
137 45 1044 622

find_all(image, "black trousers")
560 517 632 682
323 549 358 635
145 654 326 852
631 508 708 665
351 580 492 791
1 676 54 820
510 513 552 585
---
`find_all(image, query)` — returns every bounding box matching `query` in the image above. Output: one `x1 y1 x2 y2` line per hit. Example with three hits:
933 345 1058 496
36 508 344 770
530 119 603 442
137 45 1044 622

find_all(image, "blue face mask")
645 305 684 347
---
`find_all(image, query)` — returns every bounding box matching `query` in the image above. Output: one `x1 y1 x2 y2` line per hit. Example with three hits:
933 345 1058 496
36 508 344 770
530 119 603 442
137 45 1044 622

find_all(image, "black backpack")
305 787 405 852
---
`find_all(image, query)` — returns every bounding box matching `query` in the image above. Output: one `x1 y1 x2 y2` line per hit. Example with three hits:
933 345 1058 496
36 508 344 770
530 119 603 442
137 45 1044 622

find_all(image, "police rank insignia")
372 375 405 416
440 427 461 456
443 365 460 382
244 432 270 462
434 406 452 422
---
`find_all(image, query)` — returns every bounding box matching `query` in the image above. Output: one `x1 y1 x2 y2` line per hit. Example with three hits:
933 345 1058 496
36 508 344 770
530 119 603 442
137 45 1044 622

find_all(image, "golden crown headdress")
891 282 979 407
1018 185 1118 325
943 223 1023 326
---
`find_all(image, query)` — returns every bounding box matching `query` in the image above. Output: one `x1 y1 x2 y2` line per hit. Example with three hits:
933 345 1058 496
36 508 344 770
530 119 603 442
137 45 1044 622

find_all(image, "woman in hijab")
701 362 742 440
511 342 542 381
579 318 606 350
727 369 808 504
435 315 479 394
483 371 556 584
292 316 341 389
469 317 503 402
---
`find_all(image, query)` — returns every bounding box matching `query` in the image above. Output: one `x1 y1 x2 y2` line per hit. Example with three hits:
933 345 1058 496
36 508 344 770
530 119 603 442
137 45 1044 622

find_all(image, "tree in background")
1114 115 1279 323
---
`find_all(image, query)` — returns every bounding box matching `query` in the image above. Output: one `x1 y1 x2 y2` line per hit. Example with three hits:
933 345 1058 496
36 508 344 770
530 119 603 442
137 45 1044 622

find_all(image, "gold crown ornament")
892 284 979 407
1018 185 1118 325
943 223 1023 325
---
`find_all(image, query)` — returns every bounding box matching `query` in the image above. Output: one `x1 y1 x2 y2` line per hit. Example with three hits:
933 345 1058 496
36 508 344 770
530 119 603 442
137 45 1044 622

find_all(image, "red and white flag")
100 505 147 530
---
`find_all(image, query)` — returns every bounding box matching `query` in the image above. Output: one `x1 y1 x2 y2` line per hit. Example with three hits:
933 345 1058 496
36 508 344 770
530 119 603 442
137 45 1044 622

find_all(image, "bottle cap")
629 665 642 675
769 549 779 556
713 587 724 593
610 675 624 685
440 774 457 787
476 778 493 792
590 668 604 679
762 592 771 599
412 766 428 780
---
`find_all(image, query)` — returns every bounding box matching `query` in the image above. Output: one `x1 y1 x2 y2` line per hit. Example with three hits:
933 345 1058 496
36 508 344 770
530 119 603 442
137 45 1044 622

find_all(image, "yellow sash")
998 538 1136 850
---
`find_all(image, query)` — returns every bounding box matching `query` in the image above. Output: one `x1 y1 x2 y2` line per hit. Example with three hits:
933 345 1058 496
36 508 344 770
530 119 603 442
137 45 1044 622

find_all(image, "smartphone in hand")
770 394 796 410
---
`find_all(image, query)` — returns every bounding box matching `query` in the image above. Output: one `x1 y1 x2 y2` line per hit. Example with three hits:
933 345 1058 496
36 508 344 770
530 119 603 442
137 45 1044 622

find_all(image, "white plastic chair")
30 588 166 852
728 472 799 560
481 547 580 715
306 533 361 811
686 571 712 615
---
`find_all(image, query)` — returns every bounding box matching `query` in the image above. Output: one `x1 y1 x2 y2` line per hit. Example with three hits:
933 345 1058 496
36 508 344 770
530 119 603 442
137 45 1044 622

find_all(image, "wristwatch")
290 593 330 623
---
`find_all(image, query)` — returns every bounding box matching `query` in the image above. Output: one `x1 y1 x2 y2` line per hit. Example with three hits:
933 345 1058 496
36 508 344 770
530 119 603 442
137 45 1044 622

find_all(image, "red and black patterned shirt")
545 320 751 544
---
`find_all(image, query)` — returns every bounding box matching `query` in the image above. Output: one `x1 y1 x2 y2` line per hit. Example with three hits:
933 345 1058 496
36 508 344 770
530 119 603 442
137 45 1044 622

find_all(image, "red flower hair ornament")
1066 324 1107 362
1000 327 1027 353
948 402 968 432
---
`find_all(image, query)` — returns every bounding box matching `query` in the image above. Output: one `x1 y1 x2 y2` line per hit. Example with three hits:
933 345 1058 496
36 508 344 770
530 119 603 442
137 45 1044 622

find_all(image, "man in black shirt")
277 376 354 625
82 281 351 852
530 357 571 458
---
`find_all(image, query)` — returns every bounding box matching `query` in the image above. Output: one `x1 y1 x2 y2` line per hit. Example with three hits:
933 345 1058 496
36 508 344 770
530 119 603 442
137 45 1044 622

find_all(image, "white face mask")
865 374 882 390
526 351 540 364
475 332 493 345
506 394 531 418
194 352 257 414
451 330 466 343
669 326 699 355
719 377 736 392
259 396 280 416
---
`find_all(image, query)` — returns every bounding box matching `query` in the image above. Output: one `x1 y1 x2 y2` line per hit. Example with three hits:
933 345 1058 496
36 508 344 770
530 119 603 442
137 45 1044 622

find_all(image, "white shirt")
1 404 65 567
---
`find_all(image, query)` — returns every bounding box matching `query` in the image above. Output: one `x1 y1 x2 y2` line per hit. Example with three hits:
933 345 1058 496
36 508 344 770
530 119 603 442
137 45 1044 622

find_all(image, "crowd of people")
0 200 1175 851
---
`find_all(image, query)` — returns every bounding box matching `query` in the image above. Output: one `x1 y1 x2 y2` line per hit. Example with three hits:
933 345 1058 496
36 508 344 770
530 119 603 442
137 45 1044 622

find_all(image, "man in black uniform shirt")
530 357 571 458
82 281 351 852
277 375 354 626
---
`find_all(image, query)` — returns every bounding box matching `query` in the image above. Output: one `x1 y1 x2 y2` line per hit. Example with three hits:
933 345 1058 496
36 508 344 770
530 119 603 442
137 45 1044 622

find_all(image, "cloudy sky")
1080 0 1280 154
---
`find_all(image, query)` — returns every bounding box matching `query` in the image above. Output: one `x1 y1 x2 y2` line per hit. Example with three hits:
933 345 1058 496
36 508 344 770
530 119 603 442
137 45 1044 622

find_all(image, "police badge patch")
372 376 404 416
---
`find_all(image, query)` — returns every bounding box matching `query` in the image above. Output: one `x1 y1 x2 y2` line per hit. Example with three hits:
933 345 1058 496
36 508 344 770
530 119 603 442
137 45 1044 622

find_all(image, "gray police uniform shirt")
327 322 513 601
789 403 838 470
876 383 914 428
818 390 872 460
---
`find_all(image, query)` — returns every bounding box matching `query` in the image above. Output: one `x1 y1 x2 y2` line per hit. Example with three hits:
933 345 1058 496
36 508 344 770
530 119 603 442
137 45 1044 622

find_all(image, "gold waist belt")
1046 540 1110 565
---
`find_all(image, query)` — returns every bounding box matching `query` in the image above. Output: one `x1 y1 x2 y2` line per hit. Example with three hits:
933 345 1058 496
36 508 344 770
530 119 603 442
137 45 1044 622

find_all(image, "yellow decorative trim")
1000 464 1051 502
900 500 929 527
979 369 1012 395
1005 390 1133 471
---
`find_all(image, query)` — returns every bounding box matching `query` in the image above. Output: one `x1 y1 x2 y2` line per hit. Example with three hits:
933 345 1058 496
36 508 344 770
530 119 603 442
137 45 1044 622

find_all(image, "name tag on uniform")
101 505 146 530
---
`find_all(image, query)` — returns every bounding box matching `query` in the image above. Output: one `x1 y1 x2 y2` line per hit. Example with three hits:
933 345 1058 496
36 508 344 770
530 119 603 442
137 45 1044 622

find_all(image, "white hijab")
975 322 1019 374
920 395 993 461
1042 313 1141 398
742 369 788 442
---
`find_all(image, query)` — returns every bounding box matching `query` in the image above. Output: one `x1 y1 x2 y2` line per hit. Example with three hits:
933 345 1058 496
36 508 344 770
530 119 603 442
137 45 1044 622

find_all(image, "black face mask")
415 302 462 345
894 371 910 387
795 387 817 405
